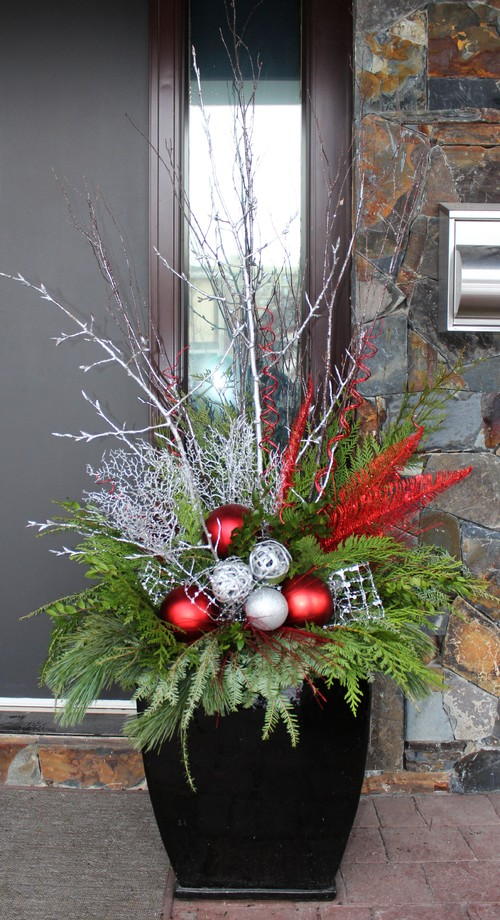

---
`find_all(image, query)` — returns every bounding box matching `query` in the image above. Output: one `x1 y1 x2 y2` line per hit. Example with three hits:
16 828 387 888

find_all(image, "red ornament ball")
204 503 249 558
159 585 218 638
281 574 334 627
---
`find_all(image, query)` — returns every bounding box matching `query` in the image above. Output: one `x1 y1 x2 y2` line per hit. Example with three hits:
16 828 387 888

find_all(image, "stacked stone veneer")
0 735 146 790
0 731 454 794
356 0 499 791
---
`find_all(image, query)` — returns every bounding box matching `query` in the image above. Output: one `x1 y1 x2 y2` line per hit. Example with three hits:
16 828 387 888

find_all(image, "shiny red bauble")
159 585 218 638
204 503 249 558
281 574 334 627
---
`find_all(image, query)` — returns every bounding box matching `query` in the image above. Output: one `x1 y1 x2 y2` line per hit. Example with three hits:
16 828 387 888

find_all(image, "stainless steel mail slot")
439 203 500 332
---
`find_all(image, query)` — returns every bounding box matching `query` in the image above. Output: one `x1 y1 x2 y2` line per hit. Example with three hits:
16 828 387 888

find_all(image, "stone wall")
355 0 500 791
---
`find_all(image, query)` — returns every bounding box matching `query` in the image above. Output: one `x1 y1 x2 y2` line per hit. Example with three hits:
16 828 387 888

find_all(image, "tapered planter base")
140 680 370 900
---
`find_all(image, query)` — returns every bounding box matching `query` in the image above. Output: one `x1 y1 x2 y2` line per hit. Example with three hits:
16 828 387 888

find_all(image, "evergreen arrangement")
31 359 484 788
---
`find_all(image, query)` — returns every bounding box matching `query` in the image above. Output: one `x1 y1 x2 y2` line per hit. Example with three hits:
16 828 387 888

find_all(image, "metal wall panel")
0 1 149 697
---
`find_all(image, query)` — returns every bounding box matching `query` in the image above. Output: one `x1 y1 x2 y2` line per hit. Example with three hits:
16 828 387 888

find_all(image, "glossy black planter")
140 681 370 900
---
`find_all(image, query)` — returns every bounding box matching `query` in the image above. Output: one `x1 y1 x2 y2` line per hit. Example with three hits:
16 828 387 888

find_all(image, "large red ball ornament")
204 503 249 558
159 585 218 638
281 574 334 627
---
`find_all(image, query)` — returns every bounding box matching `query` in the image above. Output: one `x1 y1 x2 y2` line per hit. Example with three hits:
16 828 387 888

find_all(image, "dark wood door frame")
149 0 353 383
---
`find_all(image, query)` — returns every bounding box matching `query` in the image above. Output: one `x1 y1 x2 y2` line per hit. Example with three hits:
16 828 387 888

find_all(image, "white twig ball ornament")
249 540 291 581
209 558 253 604
244 587 289 631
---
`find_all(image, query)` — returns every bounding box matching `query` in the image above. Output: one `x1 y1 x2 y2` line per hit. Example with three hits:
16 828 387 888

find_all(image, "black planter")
140 680 370 900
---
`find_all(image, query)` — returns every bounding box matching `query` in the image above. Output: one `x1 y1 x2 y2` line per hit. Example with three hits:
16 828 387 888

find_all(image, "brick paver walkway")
162 792 500 920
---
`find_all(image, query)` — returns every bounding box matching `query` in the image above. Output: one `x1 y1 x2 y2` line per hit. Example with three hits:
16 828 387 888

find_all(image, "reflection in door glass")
188 1 301 413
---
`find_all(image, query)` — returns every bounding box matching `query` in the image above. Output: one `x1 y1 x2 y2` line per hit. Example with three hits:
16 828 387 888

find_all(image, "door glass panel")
188 0 301 406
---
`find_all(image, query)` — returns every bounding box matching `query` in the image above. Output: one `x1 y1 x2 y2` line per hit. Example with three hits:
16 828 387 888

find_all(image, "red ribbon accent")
94 472 116 494
258 305 280 454
161 347 187 410
314 332 378 499
277 376 314 509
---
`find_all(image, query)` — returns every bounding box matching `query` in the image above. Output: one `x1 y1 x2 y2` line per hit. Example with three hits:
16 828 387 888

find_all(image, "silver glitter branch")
0 269 217 558
86 442 184 556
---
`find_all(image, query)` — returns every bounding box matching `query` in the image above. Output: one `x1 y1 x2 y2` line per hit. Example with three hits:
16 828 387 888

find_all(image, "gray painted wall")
0 1 149 696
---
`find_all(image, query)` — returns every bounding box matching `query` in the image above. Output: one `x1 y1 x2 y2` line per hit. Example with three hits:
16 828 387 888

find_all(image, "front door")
0 0 150 706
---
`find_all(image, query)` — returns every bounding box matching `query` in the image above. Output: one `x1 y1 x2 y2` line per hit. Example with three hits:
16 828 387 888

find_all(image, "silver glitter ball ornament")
244 586 289 631
249 540 291 581
209 558 254 604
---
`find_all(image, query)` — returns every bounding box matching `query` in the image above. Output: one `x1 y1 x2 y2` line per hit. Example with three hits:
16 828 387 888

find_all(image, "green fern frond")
179 637 223 735
262 691 300 746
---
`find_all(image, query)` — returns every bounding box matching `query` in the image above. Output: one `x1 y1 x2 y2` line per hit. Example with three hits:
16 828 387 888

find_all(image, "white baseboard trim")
0 697 135 714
